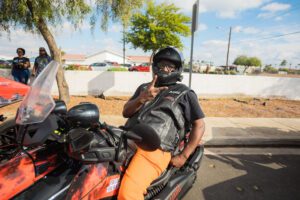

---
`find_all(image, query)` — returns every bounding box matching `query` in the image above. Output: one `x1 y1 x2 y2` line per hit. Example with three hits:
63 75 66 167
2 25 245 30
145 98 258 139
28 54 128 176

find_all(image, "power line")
269 6 300 19
213 6 300 42
232 30 300 44
235 5 300 30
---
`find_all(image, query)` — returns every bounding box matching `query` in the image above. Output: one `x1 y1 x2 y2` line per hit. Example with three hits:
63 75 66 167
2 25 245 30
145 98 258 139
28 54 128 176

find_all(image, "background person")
32 47 52 77
12 48 30 84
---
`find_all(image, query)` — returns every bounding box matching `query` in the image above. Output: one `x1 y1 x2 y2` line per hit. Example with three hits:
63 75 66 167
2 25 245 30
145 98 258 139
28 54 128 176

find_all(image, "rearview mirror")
130 123 161 151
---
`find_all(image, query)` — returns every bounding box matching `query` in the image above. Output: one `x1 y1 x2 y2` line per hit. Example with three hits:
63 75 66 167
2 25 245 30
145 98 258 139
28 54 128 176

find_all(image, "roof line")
86 50 129 59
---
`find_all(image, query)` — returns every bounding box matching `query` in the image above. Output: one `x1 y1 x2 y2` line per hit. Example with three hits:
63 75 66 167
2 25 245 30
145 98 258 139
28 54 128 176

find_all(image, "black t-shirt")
129 83 205 131
12 57 30 72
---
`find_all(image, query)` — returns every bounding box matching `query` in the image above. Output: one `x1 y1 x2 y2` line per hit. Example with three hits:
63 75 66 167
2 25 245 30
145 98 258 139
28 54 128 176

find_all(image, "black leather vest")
125 83 190 152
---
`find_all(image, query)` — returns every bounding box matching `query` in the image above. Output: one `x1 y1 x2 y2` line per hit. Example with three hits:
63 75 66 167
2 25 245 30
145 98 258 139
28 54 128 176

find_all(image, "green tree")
0 0 143 102
280 59 287 66
126 0 190 60
264 65 278 74
92 0 144 29
247 57 262 67
233 55 262 73
0 0 91 102
233 55 248 65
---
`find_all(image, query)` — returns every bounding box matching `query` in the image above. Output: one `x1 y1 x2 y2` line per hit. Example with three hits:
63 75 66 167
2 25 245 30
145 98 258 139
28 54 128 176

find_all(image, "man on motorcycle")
118 47 205 200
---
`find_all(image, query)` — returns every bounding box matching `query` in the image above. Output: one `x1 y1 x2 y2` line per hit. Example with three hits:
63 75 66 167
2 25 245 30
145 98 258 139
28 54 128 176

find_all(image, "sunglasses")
157 62 176 71
17 51 23 53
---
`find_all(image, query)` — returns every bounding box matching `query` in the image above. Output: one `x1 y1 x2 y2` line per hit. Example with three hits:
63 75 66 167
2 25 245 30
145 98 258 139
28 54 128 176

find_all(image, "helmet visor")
157 60 176 72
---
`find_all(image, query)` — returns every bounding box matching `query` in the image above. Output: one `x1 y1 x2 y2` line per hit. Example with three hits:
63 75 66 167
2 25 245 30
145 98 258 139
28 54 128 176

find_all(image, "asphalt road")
183 148 300 200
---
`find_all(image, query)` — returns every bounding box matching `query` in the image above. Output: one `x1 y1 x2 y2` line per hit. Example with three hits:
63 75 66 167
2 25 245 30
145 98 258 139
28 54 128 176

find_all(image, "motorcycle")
1 61 204 200
0 62 73 200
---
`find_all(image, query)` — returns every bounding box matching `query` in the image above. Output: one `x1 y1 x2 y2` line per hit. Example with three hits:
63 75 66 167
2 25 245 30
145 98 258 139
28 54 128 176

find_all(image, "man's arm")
32 59 38 76
181 118 205 158
171 118 205 168
122 96 145 118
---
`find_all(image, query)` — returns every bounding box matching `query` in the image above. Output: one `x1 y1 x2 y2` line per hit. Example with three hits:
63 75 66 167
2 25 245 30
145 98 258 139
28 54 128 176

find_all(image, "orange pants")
118 147 171 200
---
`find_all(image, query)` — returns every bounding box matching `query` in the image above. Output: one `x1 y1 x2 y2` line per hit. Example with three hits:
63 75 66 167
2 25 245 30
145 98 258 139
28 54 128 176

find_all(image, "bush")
0 64 11 69
65 64 90 71
289 70 299 75
65 65 76 70
264 65 278 74
281 69 300 75
107 67 128 72
183 68 190 72
278 68 289 72
230 70 237 75
223 70 237 75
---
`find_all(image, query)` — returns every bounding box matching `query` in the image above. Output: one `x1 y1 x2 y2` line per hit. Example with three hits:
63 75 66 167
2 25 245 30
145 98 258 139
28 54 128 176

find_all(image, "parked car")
0 59 12 68
129 63 150 72
88 62 113 71
121 64 132 68
105 61 119 66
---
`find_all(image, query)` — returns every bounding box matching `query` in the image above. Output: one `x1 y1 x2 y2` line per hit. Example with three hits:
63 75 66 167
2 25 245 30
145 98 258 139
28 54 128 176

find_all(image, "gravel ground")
1 96 300 120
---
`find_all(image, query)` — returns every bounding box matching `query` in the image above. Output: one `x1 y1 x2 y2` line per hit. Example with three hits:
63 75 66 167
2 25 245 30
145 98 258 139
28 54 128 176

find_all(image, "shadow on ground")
184 153 300 200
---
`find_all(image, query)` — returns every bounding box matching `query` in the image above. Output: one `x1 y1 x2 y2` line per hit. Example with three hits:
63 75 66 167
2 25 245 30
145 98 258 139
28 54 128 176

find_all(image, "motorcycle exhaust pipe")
151 170 197 200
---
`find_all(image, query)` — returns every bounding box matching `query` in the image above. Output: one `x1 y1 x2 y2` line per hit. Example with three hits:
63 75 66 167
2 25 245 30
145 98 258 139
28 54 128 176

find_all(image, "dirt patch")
1 96 300 120
199 98 300 118
254 73 300 78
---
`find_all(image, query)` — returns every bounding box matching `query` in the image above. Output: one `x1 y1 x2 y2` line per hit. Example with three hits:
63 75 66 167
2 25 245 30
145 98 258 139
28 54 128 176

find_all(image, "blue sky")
0 0 299 66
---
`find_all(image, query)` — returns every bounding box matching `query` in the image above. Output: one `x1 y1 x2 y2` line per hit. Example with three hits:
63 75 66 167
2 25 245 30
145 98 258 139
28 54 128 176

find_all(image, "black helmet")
152 47 184 86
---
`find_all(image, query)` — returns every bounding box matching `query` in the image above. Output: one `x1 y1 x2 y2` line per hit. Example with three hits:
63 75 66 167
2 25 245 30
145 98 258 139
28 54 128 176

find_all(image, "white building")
62 50 151 66
62 54 86 65
84 50 129 65
127 56 151 66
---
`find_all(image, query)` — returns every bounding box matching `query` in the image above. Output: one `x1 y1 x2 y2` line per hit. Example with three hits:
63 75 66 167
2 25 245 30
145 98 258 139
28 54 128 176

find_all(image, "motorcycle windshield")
16 61 59 125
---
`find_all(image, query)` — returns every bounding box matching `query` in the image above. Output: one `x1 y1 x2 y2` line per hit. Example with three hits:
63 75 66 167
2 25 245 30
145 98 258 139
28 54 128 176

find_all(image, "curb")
204 138 300 148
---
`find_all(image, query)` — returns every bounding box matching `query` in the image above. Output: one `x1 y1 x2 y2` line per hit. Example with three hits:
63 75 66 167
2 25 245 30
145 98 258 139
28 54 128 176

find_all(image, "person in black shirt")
129 83 205 133
32 47 52 77
118 47 205 200
12 48 30 84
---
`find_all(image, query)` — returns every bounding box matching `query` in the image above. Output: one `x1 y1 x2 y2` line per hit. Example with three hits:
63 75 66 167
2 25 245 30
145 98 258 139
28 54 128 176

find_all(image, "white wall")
1 69 298 99
181 74 300 99
49 71 300 100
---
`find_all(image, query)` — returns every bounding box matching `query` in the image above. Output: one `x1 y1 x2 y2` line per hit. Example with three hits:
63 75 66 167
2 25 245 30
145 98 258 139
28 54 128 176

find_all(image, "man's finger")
150 75 157 87
158 86 168 91
153 86 168 93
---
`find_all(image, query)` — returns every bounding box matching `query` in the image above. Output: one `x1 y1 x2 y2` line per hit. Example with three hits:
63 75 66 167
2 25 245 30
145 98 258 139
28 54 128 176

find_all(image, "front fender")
66 163 109 200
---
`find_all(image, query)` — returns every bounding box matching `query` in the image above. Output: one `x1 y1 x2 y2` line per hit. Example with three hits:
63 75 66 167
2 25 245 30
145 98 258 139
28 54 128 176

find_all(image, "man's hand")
122 75 168 118
170 153 188 168
18 62 24 69
138 75 168 103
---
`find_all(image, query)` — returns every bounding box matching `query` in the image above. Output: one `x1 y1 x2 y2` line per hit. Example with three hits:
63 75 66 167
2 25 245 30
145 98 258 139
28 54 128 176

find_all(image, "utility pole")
226 26 232 71
123 24 126 66
189 0 199 88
